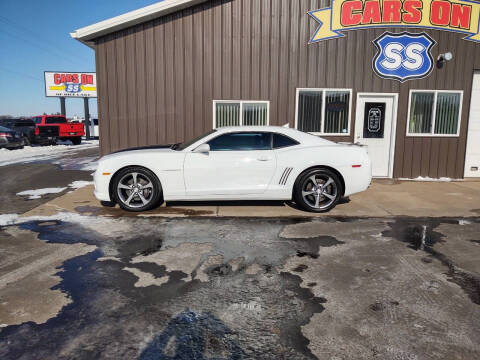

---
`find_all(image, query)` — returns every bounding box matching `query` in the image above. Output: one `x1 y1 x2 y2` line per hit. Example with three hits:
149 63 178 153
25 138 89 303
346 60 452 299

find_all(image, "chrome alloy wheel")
301 174 338 210
116 172 155 209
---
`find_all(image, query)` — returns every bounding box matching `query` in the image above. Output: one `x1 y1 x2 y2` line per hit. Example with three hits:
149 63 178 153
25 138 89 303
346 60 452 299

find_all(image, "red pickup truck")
32 115 85 145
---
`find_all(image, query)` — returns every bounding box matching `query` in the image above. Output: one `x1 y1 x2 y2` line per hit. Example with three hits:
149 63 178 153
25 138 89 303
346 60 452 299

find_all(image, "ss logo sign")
373 32 436 82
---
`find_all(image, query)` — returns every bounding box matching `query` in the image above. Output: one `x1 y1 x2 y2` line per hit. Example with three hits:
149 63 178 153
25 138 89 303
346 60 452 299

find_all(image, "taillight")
0 132 9 137
35 127 40 135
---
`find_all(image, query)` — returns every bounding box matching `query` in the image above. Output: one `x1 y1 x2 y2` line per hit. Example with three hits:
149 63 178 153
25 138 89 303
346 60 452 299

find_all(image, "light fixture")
437 52 453 69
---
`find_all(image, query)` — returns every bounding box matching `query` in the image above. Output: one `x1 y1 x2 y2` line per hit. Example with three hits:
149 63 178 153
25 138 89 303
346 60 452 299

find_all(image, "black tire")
71 137 82 145
294 168 342 213
112 167 163 212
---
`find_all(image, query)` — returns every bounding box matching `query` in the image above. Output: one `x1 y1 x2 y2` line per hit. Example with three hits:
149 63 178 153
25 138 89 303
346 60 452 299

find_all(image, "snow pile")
0 140 99 167
17 187 67 200
53 156 98 171
69 181 93 189
399 177 453 182
16 180 94 200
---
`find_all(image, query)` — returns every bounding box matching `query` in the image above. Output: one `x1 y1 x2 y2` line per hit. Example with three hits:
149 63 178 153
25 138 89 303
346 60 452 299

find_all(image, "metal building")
72 0 480 179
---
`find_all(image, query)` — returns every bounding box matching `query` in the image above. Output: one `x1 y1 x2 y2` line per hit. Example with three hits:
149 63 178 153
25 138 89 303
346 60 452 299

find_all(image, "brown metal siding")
94 0 480 178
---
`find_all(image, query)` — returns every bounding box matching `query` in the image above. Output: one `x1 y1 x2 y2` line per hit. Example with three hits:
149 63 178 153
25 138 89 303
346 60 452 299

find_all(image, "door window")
208 132 271 151
363 102 386 139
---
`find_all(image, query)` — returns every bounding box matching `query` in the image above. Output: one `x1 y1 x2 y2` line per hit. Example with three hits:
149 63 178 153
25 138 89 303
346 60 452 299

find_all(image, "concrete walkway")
22 180 480 218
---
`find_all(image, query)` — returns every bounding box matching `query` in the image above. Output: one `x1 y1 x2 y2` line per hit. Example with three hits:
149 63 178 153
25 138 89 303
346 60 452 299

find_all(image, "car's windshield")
173 130 217 151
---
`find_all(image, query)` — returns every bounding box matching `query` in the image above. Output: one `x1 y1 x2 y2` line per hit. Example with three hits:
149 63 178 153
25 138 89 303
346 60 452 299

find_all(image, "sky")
0 0 161 118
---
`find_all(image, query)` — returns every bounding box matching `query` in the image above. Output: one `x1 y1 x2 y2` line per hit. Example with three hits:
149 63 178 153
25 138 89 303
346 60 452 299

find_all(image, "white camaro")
94 126 372 213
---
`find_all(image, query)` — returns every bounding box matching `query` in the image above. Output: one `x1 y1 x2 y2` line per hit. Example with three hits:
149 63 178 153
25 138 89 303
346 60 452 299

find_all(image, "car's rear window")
45 116 67 124
0 126 12 132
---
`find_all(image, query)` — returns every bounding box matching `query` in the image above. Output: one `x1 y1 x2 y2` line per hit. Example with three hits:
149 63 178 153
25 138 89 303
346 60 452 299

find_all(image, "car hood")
112 144 175 154
101 145 179 162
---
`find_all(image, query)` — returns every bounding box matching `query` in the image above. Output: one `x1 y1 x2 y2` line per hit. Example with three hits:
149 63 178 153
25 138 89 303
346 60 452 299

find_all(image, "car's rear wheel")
294 168 342 213
112 167 163 212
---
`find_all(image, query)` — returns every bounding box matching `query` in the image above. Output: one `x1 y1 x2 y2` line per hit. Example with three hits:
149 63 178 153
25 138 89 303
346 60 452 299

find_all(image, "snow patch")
0 140 99 167
459 220 472 226
69 181 93 189
17 187 67 200
0 214 19 226
398 177 454 182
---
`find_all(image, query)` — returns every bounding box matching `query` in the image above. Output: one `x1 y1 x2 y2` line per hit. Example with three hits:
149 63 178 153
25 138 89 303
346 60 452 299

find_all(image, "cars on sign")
94 127 372 213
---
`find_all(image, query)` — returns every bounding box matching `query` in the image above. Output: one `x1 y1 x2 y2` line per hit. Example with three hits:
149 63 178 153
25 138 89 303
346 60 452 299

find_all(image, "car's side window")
273 133 300 149
208 132 272 151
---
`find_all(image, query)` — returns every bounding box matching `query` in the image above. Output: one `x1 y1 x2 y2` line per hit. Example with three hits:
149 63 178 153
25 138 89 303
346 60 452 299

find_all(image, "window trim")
406 89 463 137
295 88 353 136
213 100 270 129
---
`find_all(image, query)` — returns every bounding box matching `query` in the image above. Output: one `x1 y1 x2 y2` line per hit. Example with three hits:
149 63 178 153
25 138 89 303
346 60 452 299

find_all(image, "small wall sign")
309 0 480 44
372 32 436 82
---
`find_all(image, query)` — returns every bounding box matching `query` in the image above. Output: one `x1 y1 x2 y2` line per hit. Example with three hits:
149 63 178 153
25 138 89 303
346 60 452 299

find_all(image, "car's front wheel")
112 167 163 212
294 168 342 213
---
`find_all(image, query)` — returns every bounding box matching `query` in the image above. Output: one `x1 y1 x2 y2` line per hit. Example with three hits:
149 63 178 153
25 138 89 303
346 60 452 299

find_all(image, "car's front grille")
279 167 293 186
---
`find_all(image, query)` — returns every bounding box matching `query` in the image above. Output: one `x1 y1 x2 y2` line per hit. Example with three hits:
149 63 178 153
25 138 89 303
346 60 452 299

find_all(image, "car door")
183 132 277 196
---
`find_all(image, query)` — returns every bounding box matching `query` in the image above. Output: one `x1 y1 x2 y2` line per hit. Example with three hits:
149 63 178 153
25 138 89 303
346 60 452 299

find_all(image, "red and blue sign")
373 32 436 82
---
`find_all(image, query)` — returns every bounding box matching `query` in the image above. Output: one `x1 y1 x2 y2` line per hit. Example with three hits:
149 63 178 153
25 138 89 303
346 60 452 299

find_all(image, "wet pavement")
1 215 479 359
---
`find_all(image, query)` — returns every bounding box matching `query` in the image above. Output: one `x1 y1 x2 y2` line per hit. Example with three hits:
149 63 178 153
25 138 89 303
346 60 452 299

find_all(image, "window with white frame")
407 90 463 136
295 89 352 135
214 101 269 128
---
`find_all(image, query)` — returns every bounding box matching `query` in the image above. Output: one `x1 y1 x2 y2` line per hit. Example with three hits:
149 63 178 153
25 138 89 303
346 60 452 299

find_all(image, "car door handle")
257 157 271 162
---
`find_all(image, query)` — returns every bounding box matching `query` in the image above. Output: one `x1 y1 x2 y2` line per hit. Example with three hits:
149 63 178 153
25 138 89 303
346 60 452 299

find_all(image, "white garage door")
465 72 480 178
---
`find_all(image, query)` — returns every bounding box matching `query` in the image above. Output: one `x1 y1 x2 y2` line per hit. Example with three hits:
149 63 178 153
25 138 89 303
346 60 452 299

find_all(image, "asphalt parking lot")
0 146 479 360
1 216 479 359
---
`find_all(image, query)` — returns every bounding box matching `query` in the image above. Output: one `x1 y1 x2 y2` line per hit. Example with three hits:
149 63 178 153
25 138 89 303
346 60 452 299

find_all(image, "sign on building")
309 0 480 43
373 32 436 82
44 72 97 98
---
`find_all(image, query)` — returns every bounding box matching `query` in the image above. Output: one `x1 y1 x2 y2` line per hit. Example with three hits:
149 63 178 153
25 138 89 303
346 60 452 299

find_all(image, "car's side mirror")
194 143 210 154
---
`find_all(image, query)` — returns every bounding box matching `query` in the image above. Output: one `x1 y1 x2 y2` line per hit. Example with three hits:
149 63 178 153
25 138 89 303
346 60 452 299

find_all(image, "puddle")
293 264 308 273
369 300 399 312
293 236 344 259
382 219 445 251
207 264 232 277
383 218 480 306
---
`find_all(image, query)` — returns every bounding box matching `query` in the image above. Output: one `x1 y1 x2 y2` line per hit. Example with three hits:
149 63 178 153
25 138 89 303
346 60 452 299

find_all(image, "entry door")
183 132 277 196
355 94 397 178
464 72 480 178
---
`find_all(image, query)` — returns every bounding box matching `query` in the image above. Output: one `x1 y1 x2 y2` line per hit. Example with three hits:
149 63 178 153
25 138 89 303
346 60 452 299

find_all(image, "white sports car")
94 126 372 213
